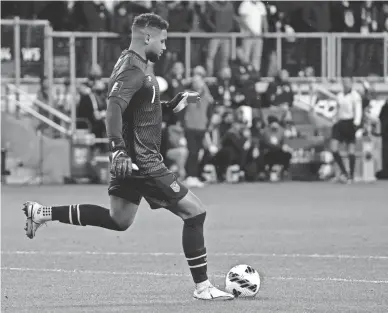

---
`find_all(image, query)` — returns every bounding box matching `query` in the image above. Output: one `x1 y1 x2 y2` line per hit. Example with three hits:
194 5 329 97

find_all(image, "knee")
184 211 207 227
110 210 135 231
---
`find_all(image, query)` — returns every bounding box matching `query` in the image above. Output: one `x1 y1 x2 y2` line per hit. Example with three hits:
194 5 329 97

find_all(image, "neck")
128 42 147 61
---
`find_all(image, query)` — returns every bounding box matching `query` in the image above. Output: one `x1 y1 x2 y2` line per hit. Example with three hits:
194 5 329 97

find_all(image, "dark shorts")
332 119 356 143
108 167 188 209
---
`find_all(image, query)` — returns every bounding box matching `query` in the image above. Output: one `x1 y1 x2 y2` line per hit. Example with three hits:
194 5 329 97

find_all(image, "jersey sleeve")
238 2 249 15
108 67 145 111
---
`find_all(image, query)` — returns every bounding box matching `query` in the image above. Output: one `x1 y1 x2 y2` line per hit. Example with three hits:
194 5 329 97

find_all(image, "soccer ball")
225 264 261 298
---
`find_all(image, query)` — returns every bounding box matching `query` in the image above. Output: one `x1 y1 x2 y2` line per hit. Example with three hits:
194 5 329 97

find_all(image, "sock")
348 154 356 179
182 212 208 284
332 152 348 177
51 204 122 231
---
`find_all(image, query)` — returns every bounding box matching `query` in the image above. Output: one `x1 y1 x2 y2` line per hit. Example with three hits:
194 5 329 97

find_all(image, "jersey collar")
127 50 147 65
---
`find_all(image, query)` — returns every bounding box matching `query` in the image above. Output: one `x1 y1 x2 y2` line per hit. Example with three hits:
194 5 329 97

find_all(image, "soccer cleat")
22 201 51 239
193 283 235 301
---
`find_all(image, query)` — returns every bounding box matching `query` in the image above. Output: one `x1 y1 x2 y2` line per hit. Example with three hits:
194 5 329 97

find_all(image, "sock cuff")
185 247 207 260
69 204 83 226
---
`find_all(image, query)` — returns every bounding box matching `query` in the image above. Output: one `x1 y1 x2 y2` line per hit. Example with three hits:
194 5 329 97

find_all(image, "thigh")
220 39 231 58
186 130 197 150
167 189 205 220
140 168 189 210
109 195 139 225
243 38 253 60
207 39 220 58
342 120 356 144
195 130 206 150
253 38 263 54
331 121 343 144
166 147 189 166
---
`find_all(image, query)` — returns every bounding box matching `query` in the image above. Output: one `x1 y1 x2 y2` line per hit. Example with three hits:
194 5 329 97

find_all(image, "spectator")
152 0 169 21
333 1 359 76
281 109 298 139
219 108 235 138
204 1 236 76
260 115 292 179
165 115 189 180
360 0 379 33
190 1 208 68
199 112 222 179
379 2 388 32
192 65 207 78
210 67 243 108
359 1 382 76
238 0 268 73
264 69 294 108
229 46 260 108
183 75 214 188
76 65 107 151
241 126 265 181
166 62 188 101
376 100 388 179
55 78 74 116
166 2 193 63
35 76 51 134
212 119 248 182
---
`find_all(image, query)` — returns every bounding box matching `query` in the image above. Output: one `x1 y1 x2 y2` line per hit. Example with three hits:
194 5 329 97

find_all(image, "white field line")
1 267 388 285
1 250 388 260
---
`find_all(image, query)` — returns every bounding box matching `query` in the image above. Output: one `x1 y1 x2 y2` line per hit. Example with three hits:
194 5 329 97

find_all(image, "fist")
110 150 133 179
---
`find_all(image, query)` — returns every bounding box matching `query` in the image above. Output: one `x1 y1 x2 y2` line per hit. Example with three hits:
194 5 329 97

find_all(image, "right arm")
106 67 144 152
237 2 252 34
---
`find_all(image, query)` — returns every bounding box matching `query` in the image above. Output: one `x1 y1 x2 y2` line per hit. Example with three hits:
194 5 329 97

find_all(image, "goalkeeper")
22 13 234 301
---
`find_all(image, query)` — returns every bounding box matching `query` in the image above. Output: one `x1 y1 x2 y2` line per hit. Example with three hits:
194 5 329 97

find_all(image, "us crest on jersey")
170 181 180 193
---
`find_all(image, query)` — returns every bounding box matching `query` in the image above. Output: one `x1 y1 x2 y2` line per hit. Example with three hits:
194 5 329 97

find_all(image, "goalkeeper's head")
131 13 169 63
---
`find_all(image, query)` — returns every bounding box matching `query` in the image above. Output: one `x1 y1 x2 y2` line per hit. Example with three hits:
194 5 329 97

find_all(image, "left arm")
353 92 363 127
162 91 200 113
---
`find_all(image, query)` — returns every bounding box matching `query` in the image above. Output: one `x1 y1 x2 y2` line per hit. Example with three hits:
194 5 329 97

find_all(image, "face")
173 62 184 77
343 78 352 92
220 67 232 80
192 75 204 92
145 28 167 63
270 121 279 130
280 69 289 80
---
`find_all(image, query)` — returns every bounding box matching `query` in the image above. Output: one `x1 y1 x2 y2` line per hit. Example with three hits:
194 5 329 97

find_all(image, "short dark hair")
132 13 169 30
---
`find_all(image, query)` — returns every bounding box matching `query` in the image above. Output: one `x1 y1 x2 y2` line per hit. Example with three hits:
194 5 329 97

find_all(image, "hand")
110 149 133 179
252 147 260 158
209 145 218 155
282 144 292 153
169 91 200 113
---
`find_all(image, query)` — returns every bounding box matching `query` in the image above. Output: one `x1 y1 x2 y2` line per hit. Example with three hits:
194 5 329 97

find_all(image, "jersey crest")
109 81 123 97
170 181 180 193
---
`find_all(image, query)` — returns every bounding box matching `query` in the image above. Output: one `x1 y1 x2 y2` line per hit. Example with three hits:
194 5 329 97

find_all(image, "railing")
1 18 388 137
1 18 387 83
5 84 72 136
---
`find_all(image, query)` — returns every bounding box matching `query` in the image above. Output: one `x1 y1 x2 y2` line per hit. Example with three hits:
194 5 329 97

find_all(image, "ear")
144 33 151 45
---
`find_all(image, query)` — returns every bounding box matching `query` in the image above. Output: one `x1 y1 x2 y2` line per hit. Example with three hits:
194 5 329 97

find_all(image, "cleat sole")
23 202 34 239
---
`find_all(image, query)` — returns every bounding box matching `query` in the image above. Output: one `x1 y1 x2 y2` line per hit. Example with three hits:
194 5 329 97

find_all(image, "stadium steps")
1 112 70 184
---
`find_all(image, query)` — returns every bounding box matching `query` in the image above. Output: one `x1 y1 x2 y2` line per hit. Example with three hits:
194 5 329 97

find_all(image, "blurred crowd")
3 1 388 34
16 1 387 184
36 57 328 187
3 1 388 78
